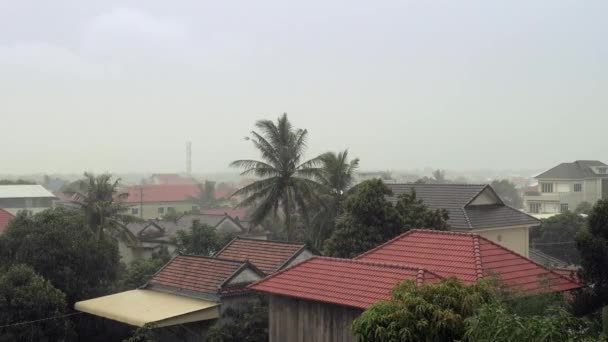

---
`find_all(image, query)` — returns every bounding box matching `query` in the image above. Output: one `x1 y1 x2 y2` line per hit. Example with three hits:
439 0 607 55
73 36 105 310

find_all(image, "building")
385 183 540 256
150 173 198 185
250 229 581 342
0 185 56 215
524 160 608 215
120 184 201 219
214 237 315 274
0 208 15 234
76 255 264 341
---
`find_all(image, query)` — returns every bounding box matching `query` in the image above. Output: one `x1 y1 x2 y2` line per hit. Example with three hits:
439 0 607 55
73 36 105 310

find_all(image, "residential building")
0 208 15 234
76 255 264 341
214 237 315 274
385 183 540 257
250 229 581 342
524 160 608 214
0 185 56 215
120 184 201 219
150 173 197 185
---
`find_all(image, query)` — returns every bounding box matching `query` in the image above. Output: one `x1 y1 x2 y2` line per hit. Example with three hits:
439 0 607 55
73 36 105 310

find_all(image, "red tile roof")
121 184 200 203
149 255 260 295
0 208 14 234
214 237 308 274
356 229 581 294
249 257 441 309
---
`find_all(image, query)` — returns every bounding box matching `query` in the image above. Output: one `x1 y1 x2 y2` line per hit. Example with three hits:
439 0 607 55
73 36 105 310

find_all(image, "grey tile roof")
529 248 571 268
385 183 540 230
536 160 607 179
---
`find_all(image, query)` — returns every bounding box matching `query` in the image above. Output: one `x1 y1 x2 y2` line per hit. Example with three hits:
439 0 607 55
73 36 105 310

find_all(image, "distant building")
0 185 56 215
0 208 15 234
524 160 608 214
120 184 201 219
385 183 539 257
150 173 197 185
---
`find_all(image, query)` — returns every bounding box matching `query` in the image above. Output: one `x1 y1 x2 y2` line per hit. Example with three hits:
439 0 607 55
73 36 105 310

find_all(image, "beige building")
386 183 540 257
120 184 201 219
0 185 56 215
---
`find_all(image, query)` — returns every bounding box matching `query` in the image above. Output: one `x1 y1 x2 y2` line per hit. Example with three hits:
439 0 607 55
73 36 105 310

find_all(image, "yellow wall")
126 202 199 220
469 225 530 257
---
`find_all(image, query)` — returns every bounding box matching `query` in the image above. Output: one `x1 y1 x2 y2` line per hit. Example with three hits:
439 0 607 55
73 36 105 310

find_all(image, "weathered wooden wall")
269 295 363 342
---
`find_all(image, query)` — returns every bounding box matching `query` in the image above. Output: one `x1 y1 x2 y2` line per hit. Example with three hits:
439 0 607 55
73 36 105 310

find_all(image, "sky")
0 0 606 174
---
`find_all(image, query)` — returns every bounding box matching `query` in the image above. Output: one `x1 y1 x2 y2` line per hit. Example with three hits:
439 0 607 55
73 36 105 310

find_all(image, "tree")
118 247 171 290
172 220 235 256
352 278 495 342
309 150 360 248
576 201 594 215
324 180 449 258
206 296 268 342
0 264 74 341
73 173 139 243
432 169 447 184
490 179 523 209
575 198 608 315
230 114 323 240
530 212 585 265
189 180 218 208
0 179 36 185
0 208 121 304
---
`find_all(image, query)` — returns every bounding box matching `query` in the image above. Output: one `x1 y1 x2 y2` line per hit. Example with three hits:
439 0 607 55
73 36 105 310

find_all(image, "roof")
202 207 249 219
75 289 219 327
0 185 56 199
356 229 581 294
529 248 572 268
148 255 262 297
536 160 607 179
249 257 441 309
121 184 200 203
215 237 308 274
0 208 14 234
385 183 539 230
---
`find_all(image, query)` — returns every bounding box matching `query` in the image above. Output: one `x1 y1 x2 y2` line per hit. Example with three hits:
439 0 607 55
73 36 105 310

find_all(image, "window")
167 207 175 213
158 207 165 214
574 183 583 192
560 203 569 213
541 183 553 193
599 168 608 174
131 208 139 215
529 202 541 214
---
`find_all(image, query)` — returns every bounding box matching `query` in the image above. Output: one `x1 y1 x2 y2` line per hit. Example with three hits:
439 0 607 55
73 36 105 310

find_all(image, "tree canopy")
490 179 523 209
172 220 235 256
530 212 585 265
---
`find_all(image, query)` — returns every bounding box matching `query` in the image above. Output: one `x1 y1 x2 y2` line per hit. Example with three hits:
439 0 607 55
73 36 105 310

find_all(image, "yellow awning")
75 289 219 327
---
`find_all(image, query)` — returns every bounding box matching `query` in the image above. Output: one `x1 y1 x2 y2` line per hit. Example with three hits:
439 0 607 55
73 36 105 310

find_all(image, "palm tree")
73 173 139 244
230 114 323 240
310 150 359 247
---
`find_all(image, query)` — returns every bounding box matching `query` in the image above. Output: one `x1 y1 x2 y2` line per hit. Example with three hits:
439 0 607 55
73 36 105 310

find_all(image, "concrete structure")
385 183 540 257
0 185 56 215
524 160 608 214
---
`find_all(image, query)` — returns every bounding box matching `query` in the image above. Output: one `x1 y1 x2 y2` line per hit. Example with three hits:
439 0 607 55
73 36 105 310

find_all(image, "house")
120 213 268 263
524 160 608 214
0 208 15 234
120 184 201 219
75 255 264 341
0 185 56 215
250 229 581 342
214 237 315 274
150 173 198 185
385 183 540 256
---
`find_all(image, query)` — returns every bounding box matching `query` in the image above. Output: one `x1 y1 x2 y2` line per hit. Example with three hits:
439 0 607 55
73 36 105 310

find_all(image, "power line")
0 312 82 329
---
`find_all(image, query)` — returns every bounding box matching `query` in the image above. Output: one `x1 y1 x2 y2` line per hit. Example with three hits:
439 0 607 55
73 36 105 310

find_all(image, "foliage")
0 179 36 185
0 208 121 304
530 212 586 265
490 179 524 209
117 247 171 290
576 201 594 215
464 302 598 342
230 113 324 240
308 150 359 248
0 264 74 341
352 278 495 342
189 180 218 208
172 220 235 256
206 296 268 342
324 180 449 258
432 169 447 184
576 198 608 315
123 323 157 342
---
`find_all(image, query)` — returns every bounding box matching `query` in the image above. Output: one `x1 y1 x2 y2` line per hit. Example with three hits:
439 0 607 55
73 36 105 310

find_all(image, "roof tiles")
215 237 307 274
121 184 200 203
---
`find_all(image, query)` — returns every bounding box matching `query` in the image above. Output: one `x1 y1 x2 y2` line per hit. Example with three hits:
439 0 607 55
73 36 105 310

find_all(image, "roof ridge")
408 228 480 236
472 235 484 281
179 254 248 265
233 236 307 246
387 183 489 186
247 256 319 289
461 208 474 229
316 256 437 275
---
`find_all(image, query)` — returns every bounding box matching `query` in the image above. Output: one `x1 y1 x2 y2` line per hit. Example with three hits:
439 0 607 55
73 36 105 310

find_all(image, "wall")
524 178 602 213
472 225 530 257
283 249 315 269
126 202 198 220
269 295 362 342
0 197 53 215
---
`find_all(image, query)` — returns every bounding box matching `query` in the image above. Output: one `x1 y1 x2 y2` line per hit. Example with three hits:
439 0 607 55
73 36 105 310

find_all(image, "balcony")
523 193 560 202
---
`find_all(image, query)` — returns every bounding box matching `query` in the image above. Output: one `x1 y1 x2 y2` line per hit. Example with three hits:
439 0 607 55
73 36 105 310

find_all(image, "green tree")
172 220 235 256
0 179 36 185
73 173 139 243
395 190 449 231
230 114 323 240
118 248 171 290
530 212 585 265
490 179 524 209
576 201 594 215
432 169 447 184
309 150 360 248
189 180 218 208
575 198 608 315
206 296 268 342
352 278 495 342
0 264 74 341
0 208 121 304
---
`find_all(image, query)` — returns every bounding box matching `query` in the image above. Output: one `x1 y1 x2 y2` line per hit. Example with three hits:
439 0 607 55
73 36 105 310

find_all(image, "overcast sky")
1 0 606 174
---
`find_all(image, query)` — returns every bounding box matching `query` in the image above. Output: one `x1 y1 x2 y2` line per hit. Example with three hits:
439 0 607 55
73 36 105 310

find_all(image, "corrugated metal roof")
0 185 56 199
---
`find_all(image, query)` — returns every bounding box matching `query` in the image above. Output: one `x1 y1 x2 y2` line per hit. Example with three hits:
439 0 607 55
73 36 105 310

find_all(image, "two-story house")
524 160 608 214
0 185 56 215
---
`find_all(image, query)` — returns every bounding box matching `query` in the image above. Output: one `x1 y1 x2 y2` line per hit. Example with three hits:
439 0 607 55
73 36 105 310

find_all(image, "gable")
215 218 244 233
226 267 263 286
282 249 315 269
468 187 502 206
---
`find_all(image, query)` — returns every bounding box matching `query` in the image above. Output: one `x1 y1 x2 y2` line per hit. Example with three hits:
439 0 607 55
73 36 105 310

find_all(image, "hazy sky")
1 0 606 174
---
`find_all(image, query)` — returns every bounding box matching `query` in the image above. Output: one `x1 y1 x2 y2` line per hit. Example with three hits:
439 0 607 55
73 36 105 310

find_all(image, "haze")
1 0 606 174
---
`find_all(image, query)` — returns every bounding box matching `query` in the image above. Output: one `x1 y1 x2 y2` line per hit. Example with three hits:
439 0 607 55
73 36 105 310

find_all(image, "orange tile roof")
214 237 307 274
356 229 581 294
248 257 441 309
0 208 14 234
